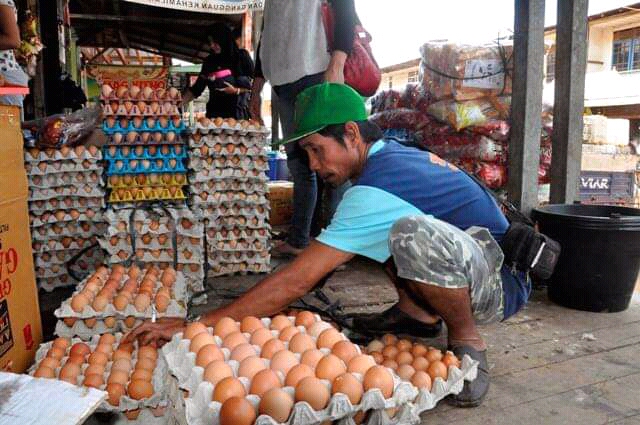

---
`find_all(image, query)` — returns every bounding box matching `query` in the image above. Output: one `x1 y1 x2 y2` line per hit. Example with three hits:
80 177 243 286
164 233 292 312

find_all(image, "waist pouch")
500 222 561 280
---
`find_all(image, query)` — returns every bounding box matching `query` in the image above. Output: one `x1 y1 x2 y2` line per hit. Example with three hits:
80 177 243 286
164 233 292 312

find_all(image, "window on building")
407 70 418 83
546 51 555 82
612 27 640 72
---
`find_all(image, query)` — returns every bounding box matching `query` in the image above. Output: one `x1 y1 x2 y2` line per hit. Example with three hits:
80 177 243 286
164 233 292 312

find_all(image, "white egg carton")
207 251 271 265
32 223 107 240
28 171 104 188
54 272 188 320
29 186 105 200
30 333 169 412
55 317 143 340
188 156 268 172
207 262 271 276
24 148 103 163
29 198 105 214
191 181 268 196
191 122 269 136
38 275 78 292
25 161 103 176
207 215 270 231
84 406 170 425
208 239 269 253
30 211 103 227
192 133 268 147
32 237 98 254
189 145 268 159
205 228 270 242
192 193 269 207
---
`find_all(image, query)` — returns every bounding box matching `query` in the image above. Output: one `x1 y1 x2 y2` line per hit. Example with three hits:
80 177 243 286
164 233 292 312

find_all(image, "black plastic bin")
531 204 640 312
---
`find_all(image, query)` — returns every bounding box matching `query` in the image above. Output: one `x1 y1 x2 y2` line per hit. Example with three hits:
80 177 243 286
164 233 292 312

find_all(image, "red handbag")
321 2 381 97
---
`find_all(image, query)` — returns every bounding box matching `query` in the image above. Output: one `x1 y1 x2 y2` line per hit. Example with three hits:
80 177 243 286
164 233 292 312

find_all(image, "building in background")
378 58 420 92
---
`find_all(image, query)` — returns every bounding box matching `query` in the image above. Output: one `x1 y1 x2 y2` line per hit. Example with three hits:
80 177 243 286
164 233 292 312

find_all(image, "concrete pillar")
550 0 589 204
509 0 546 216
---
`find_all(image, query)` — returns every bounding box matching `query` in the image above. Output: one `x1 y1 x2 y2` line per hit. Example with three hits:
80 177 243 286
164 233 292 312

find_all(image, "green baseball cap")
277 83 368 146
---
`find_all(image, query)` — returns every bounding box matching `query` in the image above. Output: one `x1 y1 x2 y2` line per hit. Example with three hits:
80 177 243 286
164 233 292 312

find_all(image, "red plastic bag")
369 108 434 132
469 120 510 142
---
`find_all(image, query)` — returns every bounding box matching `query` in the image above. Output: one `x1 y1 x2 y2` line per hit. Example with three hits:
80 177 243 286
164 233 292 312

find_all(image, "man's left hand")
123 317 187 347
324 51 348 84
216 82 240 95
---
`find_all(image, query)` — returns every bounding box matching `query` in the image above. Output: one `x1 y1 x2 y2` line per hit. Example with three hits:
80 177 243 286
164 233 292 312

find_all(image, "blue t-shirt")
316 140 529 319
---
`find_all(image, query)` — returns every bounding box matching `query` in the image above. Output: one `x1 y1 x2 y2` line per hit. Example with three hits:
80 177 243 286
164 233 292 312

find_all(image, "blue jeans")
274 74 350 248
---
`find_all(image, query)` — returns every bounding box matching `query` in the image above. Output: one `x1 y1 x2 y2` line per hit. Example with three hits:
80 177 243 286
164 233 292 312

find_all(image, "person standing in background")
232 26 255 120
0 0 28 109
250 0 357 256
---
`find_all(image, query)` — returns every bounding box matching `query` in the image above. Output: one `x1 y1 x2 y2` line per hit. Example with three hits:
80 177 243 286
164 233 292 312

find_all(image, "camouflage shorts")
388 215 505 324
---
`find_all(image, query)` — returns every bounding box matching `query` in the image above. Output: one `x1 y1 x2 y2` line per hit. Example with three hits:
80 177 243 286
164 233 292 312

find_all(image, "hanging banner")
84 65 169 99
122 0 264 14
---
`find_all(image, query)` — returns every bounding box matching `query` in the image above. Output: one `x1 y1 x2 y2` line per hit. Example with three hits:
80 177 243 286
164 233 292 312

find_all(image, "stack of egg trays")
24 146 106 292
29 332 170 423
162 315 479 425
99 207 206 300
188 128 272 277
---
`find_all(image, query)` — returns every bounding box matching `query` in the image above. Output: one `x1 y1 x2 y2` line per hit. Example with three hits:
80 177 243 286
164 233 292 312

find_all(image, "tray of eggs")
191 181 267 197
190 142 267 159
108 187 187 203
207 250 271 266
105 145 187 161
188 155 268 173
109 130 181 146
190 132 268 148
29 185 105 201
104 116 185 135
28 198 104 216
24 145 102 163
106 157 187 176
32 235 99 254
205 226 270 242
32 221 106 244
29 333 169 418
55 265 187 320
102 100 181 117
30 209 101 226
25 160 103 176
193 117 268 136
29 170 103 189
190 167 267 183
108 173 187 189
162 312 476 425
56 315 145 340
207 263 271 277
101 84 181 103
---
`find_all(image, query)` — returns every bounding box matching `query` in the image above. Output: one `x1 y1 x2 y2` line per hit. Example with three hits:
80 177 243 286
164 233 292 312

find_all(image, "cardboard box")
0 105 42 373
267 181 294 227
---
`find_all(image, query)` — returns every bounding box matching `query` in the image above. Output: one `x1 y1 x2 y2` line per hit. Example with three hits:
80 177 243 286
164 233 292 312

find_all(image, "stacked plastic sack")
24 145 106 291
370 41 552 190
188 117 271 277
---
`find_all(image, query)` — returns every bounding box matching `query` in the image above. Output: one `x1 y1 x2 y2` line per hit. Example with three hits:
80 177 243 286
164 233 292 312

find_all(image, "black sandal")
446 345 490 408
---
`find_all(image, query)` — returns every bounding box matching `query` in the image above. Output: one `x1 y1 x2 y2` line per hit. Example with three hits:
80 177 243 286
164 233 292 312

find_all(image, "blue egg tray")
106 157 187 175
103 145 188 161
102 119 186 134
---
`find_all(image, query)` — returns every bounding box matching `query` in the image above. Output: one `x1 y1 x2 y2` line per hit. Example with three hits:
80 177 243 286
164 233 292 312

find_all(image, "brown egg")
411 343 428 357
317 328 344 350
135 357 156 372
39 357 60 370
295 376 330 410
269 315 292 331
425 349 443 363
92 295 110 313
63 318 77 327
196 344 224 368
260 338 285 360
107 370 130 385
220 397 256 425
250 328 273 347
236 356 264 380
70 293 89 312
52 337 70 351
315 354 346 382
34 366 56 379
294 311 316 328
88 351 109 367
213 377 246 403
46 346 65 361
278 326 299 342
285 363 314 387
396 339 413 352
288 333 316 354
83 373 105 389
84 318 97 329
381 334 398 346
84 364 105 377
222 331 248 350
397 364 416 381
396 351 413 366
230 343 257 363
347 354 377 375
427 360 448 382
412 356 429 372
113 294 130 311
203 360 233 385
155 295 170 313
133 293 151 312
124 409 141 420
214 317 239 339
300 349 325 369
332 372 364 404
190 332 216 353
442 351 461 369
123 316 137 329
95 343 114 357
112 358 133 373
270 350 299 375
249 369 281 397
382 345 399 360
363 366 394 398
259 388 294 423
128 379 154 400
366 339 385 354
106 383 126 406
183 321 208 340
411 370 432 390
58 363 81 382
382 359 398 370
130 368 153 382
332 341 359 364
138 346 158 362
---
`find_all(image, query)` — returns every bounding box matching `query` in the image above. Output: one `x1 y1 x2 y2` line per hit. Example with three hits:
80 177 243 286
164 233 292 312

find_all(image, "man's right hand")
123 317 187 347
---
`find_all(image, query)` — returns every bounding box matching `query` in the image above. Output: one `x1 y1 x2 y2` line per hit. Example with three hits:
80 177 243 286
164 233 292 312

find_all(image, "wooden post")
508 0 546 216
550 0 588 204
